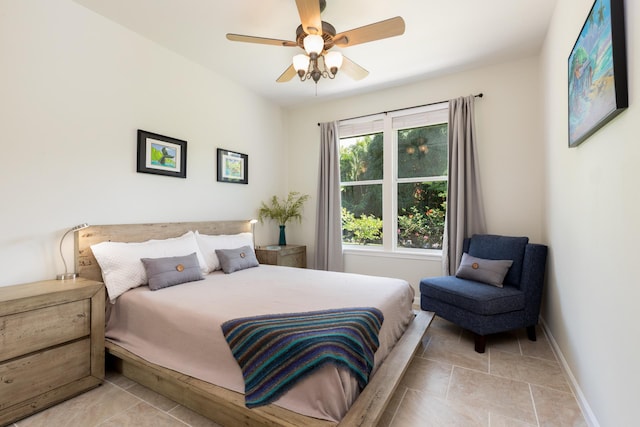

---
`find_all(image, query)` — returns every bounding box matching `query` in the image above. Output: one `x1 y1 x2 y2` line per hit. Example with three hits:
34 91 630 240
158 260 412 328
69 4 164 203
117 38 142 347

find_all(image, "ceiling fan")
226 0 405 84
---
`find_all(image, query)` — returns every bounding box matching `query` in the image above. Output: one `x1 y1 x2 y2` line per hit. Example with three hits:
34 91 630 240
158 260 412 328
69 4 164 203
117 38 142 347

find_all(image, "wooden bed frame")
76 220 433 427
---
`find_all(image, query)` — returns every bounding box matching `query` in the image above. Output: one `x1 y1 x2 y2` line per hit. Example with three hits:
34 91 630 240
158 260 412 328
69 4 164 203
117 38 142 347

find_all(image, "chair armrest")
520 243 548 325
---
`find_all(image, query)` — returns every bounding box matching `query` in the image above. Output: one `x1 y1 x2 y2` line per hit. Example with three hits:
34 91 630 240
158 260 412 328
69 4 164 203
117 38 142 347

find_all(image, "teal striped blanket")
221 307 384 408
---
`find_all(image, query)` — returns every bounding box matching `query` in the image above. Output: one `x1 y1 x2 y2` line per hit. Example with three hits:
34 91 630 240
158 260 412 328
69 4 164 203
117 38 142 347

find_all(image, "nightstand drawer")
0 338 90 410
278 252 306 268
0 278 104 425
0 300 90 363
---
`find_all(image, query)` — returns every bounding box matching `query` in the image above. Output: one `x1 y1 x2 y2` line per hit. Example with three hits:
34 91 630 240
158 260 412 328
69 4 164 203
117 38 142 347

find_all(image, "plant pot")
278 225 286 246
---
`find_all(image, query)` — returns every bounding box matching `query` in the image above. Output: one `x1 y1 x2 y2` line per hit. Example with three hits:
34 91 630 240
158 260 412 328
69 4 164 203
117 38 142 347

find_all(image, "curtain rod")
317 93 483 126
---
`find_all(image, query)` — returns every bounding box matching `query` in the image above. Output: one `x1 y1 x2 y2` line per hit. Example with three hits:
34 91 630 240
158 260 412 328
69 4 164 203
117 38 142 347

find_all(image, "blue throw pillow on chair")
467 235 528 286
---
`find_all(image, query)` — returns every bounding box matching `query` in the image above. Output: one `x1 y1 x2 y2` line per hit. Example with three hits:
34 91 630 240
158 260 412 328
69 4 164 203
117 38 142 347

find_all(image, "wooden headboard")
75 220 252 282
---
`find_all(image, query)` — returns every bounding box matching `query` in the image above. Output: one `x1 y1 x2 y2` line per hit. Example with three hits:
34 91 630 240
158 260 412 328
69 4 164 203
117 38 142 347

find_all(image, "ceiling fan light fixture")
324 51 343 74
292 49 342 83
303 34 324 56
293 53 310 76
227 2 404 85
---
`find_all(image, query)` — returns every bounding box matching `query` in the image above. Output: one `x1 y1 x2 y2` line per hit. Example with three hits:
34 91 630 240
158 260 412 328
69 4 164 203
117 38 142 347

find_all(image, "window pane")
397 181 447 249
397 124 448 179
340 133 383 182
341 184 382 246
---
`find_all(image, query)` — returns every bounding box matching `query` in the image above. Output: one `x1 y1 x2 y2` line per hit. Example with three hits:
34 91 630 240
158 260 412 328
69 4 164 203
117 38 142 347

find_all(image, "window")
339 104 448 252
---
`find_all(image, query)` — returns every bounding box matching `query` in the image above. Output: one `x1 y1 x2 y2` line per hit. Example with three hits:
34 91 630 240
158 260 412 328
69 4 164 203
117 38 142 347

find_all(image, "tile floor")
379 316 587 427
11 315 587 427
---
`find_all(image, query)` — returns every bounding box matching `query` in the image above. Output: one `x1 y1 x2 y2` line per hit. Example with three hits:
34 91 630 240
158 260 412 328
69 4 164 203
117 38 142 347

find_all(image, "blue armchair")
420 234 548 353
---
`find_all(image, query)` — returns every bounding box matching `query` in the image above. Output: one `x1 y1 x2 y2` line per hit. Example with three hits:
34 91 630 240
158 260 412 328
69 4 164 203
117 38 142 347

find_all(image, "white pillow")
195 231 254 272
91 231 207 302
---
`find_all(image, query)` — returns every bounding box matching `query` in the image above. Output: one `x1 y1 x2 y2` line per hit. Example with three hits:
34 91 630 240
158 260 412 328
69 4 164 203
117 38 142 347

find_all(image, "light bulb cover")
292 54 310 72
324 51 343 70
303 34 324 55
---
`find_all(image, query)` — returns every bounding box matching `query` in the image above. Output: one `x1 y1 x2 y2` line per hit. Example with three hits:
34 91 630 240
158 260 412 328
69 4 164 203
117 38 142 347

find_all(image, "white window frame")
339 103 448 256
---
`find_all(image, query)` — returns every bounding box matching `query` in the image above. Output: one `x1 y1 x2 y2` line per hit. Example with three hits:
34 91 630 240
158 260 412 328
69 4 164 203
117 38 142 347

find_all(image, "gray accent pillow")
215 245 259 274
455 253 513 288
141 252 204 291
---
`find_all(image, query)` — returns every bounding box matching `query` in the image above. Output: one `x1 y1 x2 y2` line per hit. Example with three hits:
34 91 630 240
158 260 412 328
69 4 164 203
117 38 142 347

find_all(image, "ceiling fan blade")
276 64 297 83
226 33 297 47
334 16 405 47
340 56 369 81
295 0 323 35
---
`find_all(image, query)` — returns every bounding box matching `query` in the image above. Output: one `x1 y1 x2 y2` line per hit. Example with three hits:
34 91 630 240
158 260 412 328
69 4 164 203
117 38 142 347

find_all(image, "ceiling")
73 0 558 107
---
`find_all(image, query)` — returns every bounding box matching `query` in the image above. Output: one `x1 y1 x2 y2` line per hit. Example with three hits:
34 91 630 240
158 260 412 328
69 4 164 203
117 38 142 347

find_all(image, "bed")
76 220 433 426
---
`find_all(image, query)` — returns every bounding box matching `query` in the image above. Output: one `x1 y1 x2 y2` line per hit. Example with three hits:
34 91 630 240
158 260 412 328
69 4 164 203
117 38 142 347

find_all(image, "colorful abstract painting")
217 148 248 184
150 143 177 169
568 0 627 147
136 130 187 178
222 154 244 180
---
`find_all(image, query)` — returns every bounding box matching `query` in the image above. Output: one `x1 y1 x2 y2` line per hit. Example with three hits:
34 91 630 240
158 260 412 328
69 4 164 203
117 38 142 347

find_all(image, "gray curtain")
443 95 486 275
314 121 344 271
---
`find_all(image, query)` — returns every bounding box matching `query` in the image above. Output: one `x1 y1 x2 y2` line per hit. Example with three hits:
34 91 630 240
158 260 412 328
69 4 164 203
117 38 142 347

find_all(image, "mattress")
105 264 415 422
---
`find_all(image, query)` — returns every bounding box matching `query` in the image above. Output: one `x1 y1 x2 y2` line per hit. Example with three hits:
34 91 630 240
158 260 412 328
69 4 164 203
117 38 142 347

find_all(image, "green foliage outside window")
340 134 383 183
340 122 448 249
397 125 448 178
341 208 383 245
397 180 447 249
397 202 446 249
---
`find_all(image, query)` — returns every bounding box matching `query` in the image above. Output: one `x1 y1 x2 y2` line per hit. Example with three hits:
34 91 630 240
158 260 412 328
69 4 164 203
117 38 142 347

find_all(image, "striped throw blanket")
221 307 384 408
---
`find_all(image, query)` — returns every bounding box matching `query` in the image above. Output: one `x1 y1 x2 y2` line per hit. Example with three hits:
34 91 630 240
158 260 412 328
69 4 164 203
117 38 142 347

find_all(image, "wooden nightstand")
255 245 306 268
0 278 105 425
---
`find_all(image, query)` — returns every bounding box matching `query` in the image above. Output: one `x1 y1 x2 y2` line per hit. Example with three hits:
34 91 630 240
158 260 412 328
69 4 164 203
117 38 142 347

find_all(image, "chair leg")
526 325 537 342
474 334 486 353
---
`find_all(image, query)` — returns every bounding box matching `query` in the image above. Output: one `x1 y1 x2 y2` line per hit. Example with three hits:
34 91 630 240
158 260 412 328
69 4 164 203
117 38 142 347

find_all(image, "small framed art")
217 148 248 184
568 0 627 147
137 130 187 178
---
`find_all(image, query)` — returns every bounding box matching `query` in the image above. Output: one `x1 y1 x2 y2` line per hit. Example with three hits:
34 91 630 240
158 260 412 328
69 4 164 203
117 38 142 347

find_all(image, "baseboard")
539 317 600 427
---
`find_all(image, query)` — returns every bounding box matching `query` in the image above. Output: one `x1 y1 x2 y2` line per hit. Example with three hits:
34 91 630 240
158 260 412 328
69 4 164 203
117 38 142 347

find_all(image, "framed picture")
568 0 627 147
217 148 248 184
137 130 187 178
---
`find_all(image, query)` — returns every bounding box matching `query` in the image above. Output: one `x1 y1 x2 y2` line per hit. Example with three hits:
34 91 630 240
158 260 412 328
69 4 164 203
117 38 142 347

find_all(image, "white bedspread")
105 264 414 422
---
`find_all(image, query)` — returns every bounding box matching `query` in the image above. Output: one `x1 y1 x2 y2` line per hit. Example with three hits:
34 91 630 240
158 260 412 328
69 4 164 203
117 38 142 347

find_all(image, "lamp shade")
324 51 343 70
303 34 324 55
292 53 310 72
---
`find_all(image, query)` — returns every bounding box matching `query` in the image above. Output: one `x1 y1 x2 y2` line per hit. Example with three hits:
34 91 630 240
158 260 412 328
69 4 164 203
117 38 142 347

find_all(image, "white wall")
540 0 639 425
0 0 285 286
285 57 546 296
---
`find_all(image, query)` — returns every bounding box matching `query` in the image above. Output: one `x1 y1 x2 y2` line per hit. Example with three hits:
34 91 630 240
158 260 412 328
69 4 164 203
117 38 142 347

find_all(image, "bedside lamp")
56 223 89 280
250 219 258 249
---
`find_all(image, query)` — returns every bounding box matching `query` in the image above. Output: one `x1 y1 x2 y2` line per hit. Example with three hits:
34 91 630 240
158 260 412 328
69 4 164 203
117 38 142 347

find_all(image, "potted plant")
257 191 310 246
